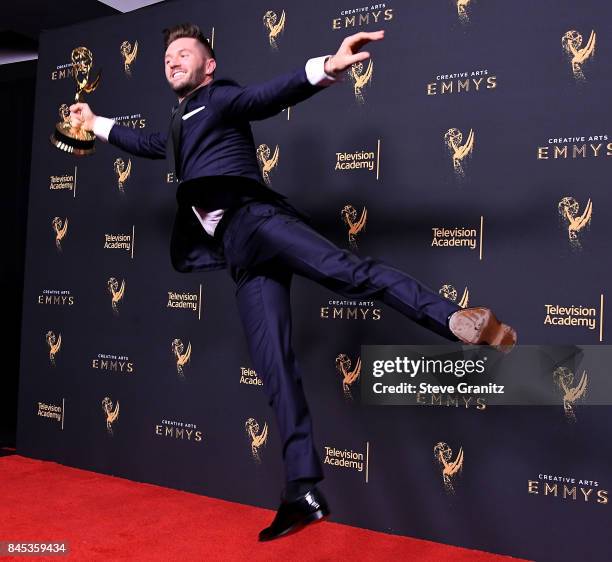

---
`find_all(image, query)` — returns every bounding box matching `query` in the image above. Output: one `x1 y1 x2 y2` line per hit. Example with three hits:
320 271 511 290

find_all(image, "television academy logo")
120 40 138 76
456 0 473 24
553 367 588 421
434 441 464 493
37 400 64 428
114 158 132 193
172 339 192 378
445 128 475 178
439 284 469 308
341 204 367 249
562 29 596 81
348 60 373 104
431 218 483 260
240 367 263 386
107 277 125 315
323 443 370 481
167 287 202 319
50 169 77 194
104 230 134 258
334 141 381 179
558 197 592 249
52 217 68 252
257 144 279 185
543 296 604 342
245 418 268 463
263 10 286 49
102 397 119 435
46 331 62 367
335 354 361 400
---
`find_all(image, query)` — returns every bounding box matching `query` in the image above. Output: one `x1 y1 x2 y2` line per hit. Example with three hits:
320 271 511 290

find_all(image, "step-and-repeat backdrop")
17 1 612 560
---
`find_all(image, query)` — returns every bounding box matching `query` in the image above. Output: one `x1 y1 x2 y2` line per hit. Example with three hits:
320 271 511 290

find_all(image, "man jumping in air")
70 23 516 541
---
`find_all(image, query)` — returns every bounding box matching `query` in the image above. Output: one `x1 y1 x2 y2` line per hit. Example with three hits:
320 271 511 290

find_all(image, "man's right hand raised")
69 103 97 132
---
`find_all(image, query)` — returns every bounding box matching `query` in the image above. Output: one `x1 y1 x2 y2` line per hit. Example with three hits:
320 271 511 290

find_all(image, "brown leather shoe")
448 307 517 352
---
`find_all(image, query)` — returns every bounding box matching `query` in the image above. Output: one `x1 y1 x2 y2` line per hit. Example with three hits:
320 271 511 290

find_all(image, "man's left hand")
324 30 385 77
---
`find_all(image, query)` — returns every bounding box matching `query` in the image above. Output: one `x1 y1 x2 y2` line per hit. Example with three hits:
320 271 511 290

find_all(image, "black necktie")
166 88 201 181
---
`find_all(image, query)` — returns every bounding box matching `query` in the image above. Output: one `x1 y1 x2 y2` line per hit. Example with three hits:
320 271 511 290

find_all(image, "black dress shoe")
259 487 330 541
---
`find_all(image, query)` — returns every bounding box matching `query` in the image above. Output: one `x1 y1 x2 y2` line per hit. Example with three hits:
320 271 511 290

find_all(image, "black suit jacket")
106 66 324 272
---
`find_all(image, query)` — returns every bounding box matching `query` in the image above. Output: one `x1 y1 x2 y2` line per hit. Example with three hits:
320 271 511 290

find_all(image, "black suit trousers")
218 200 460 482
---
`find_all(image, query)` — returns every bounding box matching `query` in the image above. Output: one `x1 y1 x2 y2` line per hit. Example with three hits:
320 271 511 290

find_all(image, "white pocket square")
182 105 206 120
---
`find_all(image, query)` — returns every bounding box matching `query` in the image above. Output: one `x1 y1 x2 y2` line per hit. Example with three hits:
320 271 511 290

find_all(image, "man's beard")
170 68 206 98
172 80 197 98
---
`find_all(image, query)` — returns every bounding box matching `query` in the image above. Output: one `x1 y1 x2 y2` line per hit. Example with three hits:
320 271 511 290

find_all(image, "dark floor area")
0 60 36 452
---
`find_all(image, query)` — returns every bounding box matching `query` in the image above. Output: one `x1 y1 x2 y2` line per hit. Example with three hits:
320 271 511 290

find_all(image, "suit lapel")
166 86 206 181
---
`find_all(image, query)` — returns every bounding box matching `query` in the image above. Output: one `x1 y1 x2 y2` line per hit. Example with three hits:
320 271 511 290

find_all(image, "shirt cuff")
92 116 115 142
305 55 338 87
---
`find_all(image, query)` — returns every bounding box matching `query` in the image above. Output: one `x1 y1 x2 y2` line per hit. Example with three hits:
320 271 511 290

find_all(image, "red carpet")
0 455 527 561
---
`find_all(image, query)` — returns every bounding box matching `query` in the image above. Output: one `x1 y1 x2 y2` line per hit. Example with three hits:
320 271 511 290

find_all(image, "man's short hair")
162 23 216 58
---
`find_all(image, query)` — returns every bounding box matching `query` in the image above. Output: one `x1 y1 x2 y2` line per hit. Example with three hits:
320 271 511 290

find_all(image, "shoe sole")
258 508 329 542
450 307 517 353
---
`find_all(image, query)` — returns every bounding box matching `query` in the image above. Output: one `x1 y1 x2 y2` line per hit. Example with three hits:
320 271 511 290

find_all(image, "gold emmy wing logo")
562 29 596 81
553 367 588 421
102 396 120 435
558 196 592 249
445 128 475 178
439 284 469 308
245 417 268 463
107 277 126 315
172 338 192 377
335 354 361 400
51 217 68 252
348 60 373 104
457 0 473 24
46 331 62 367
434 442 464 493
256 144 279 185
120 40 138 76
263 10 286 49
113 158 132 193
341 204 367 249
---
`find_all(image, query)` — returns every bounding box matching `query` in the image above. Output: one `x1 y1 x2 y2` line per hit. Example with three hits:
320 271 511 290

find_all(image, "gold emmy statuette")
50 46 101 156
